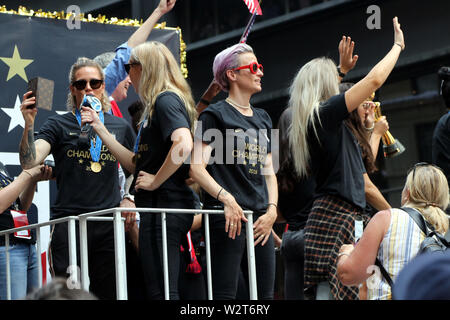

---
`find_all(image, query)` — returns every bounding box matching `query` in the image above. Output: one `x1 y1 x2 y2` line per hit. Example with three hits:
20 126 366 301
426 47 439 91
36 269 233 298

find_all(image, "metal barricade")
0 207 257 300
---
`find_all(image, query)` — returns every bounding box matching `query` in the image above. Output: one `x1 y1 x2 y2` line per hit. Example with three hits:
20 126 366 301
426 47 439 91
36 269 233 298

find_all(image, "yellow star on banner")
0 45 33 82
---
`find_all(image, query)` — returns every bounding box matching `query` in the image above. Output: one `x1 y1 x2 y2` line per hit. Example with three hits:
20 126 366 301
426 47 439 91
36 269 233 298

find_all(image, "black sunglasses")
72 79 103 91
124 62 141 74
407 162 443 181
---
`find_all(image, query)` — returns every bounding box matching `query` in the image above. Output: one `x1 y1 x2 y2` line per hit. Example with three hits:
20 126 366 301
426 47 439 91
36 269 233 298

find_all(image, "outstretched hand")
393 17 405 51
338 36 359 74
157 0 176 15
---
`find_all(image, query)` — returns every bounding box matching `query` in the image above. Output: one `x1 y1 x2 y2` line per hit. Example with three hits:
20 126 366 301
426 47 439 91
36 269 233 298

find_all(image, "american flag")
243 0 262 15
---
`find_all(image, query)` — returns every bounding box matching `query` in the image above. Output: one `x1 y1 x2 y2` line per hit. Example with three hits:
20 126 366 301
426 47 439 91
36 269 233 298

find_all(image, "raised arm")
338 35 359 82
104 0 177 95
19 91 51 169
345 17 405 113
127 0 176 48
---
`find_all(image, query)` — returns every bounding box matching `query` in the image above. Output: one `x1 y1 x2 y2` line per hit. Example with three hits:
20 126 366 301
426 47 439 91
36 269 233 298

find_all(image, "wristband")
23 170 33 179
338 67 347 78
394 42 404 51
200 98 210 106
216 187 224 200
337 252 350 259
123 193 135 203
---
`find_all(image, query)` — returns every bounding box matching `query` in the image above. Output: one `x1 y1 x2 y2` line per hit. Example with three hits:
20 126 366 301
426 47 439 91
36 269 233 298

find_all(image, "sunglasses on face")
124 62 141 74
407 162 443 181
72 79 103 91
233 62 263 74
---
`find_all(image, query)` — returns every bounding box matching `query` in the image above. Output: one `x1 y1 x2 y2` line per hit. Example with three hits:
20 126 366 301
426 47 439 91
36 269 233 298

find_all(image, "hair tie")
425 202 440 208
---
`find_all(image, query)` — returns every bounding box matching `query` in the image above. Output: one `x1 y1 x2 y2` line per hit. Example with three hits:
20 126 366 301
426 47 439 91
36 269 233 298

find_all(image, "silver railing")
0 207 257 300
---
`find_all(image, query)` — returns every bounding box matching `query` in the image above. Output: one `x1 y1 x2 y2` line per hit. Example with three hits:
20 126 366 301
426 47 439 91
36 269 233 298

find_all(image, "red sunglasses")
233 62 263 74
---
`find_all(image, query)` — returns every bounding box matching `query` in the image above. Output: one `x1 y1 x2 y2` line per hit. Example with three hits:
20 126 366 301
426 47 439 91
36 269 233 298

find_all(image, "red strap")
110 100 123 118
185 231 202 274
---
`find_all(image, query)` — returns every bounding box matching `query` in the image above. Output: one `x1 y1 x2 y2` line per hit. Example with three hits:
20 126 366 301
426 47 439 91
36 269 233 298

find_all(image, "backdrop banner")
0 11 182 285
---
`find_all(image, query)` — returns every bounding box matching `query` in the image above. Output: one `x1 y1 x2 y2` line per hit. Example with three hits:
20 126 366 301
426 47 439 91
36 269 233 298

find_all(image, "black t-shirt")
432 111 450 185
36 112 135 218
277 108 315 230
131 91 194 204
0 164 37 245
308 94 366 210
195 100 273 213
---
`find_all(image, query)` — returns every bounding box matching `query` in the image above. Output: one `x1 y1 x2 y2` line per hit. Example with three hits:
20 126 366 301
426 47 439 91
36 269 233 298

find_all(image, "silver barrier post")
5 235 11 300
113 209 128 300
68 217 78 285
204 213 213 300
36 227 42 288
161 211 170 300
79 216 89 291
245 212 258 300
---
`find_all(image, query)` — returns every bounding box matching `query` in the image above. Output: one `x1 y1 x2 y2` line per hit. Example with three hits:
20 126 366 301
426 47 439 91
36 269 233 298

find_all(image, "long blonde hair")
288 57 339 177
131 41 197 132
66 57 111 112
403 164 449 234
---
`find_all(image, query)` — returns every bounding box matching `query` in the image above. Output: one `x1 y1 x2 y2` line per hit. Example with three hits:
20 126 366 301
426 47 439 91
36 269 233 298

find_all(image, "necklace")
225 97 251 109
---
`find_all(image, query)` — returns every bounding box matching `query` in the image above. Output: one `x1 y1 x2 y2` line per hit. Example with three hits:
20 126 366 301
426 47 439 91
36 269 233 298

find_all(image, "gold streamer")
0 5 188 77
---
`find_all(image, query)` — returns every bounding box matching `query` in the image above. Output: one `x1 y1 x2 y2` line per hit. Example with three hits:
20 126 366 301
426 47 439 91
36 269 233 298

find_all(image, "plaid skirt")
304 195 371 300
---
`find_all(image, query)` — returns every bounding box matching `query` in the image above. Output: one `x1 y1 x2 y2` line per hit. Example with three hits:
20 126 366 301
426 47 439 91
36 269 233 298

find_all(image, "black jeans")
207 212 275 300
50 218 116 300
281 229 305 300
137 194 194 300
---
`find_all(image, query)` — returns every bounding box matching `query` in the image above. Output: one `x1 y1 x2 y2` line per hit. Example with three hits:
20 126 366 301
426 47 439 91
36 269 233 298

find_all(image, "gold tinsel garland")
0 5 187 77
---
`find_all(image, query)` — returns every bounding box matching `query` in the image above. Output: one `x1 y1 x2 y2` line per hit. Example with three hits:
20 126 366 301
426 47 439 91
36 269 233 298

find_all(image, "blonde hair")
131 41 197 132
66 57 111 112
288 57 339 177
404 165 450 234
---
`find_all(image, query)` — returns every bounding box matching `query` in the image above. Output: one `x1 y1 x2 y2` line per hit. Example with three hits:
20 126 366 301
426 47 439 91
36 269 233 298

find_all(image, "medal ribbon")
74 108 104 163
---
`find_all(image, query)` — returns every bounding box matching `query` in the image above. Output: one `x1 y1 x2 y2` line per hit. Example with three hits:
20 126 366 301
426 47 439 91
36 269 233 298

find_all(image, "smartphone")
26 78 38 109
26 77 54 110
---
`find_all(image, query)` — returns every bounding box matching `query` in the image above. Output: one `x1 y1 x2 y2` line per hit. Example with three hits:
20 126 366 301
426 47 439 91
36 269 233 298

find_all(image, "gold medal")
91 161 102 173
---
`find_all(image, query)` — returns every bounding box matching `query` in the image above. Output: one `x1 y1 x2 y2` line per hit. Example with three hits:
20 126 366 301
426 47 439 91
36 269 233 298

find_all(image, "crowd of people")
1 0 450 301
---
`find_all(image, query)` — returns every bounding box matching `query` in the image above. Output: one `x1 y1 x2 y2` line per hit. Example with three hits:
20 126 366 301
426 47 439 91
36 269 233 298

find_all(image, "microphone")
78 94 102 148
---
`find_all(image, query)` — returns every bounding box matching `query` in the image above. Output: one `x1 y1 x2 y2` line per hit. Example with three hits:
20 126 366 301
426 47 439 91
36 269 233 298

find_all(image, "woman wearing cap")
190 43 278 299
337 163 449 300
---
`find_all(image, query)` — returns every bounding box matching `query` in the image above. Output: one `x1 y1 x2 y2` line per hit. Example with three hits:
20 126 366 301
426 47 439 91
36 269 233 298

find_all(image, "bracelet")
364 124 375 131
337 66 347 78
337 252 350 260
23 170 33 179
268 202 277 209
200 98 211 106
123 193 135 203
216 187 224 200
394 42 404 51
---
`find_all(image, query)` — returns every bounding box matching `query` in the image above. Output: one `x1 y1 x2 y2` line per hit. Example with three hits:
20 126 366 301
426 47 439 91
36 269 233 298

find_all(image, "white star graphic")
1 95 25 132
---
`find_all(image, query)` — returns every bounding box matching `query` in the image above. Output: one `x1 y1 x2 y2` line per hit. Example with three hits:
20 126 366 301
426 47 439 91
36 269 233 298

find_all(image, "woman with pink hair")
190 43 278 299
